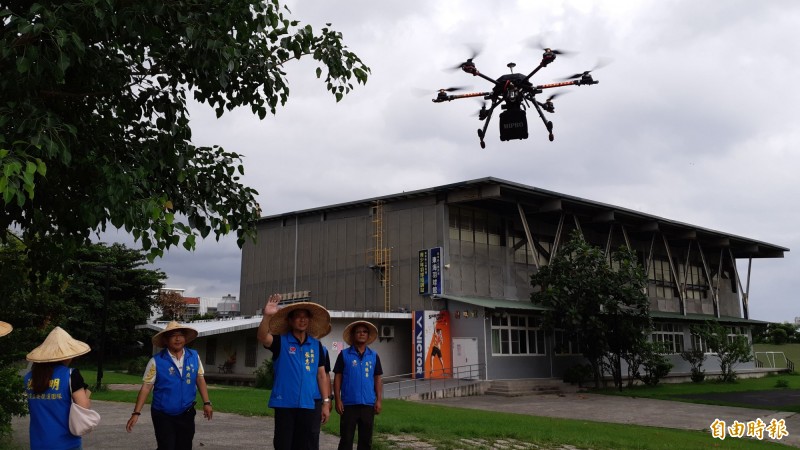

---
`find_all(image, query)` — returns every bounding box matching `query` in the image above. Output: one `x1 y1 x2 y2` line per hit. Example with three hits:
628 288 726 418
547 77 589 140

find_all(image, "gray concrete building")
236 177 787 381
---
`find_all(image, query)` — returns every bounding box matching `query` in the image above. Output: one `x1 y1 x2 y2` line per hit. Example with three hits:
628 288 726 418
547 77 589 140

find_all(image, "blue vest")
24 364 82 450
152 348 200 415
314 345 330 401
339 346 378 406
269 333 320 409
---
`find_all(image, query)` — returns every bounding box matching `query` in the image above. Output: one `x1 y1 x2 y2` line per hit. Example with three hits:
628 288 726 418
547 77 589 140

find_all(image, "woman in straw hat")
126 321 213 450
0 320 12 337
23 326 93 450
257 293 332 450
333 320 383 450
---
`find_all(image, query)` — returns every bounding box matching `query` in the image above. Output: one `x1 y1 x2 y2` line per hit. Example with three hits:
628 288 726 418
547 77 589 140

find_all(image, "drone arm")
536 80 579 90
530 99 555 142
523 65 546 82
523 50 558 82
432 91 492 103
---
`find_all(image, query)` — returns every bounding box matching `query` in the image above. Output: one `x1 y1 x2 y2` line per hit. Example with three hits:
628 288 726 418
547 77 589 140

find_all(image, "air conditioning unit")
380 325 395 339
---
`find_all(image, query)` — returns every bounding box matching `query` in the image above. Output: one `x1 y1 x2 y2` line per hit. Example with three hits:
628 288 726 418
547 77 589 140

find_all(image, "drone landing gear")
532 102 556 142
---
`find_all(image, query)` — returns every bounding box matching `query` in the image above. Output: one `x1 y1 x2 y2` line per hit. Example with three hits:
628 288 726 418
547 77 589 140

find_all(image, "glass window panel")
491 329 501 353
474 211 487 244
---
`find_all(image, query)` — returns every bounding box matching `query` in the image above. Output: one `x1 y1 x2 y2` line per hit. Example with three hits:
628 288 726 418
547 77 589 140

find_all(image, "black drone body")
432 48 600 148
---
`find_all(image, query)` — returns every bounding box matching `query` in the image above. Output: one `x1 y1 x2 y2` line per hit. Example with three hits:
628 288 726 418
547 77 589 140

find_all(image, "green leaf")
16 57 30 74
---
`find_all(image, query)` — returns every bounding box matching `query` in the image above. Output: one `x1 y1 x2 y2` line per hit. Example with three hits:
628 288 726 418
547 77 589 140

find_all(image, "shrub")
680 349 707 383
627 341 672 387
127 356 151 375
775 379 790 389
563 363 592 387
254 357 274 389
0 364 27 438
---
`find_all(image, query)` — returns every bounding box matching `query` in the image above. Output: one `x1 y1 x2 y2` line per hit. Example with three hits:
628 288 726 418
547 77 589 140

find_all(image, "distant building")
182 297 200 319
147 177 789 381
217 294 241 318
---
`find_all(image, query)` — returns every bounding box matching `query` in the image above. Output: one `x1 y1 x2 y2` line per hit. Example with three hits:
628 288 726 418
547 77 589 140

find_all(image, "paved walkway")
12 392 800 448
11 400 341 449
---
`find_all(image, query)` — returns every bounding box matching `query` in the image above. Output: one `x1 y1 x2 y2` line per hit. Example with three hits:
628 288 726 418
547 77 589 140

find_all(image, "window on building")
726 326 748 344
449 206 504 246
691 333 712 354
205 337 217 366
488 215 502 246
690 325 747 354
553 330 580 355
508 233 551 266
679 264 708 300
491 314 545 355
245 336 258 368
650 323 684 354
649 259 676 298
474 211 488 244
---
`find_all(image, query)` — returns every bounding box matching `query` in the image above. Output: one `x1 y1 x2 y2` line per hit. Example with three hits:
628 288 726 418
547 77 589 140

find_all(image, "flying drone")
432 46 602 148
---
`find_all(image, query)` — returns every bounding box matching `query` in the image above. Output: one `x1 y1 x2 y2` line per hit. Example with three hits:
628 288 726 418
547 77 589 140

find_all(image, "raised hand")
263 293 281 316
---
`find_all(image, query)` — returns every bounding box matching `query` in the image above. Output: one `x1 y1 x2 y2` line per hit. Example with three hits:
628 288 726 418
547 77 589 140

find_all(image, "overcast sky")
106 0 799 323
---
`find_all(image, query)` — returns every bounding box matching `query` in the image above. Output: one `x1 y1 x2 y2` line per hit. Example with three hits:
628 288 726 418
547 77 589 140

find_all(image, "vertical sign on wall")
418 250 429 295
430 246 442 295
412 310 452 380
426 310 451 379
412 310 426 379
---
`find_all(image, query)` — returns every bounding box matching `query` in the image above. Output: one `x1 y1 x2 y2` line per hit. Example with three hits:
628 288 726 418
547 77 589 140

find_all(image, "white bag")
68 369 101 436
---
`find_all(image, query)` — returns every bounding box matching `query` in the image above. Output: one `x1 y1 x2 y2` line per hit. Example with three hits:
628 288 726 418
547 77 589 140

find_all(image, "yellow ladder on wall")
371 201 391 312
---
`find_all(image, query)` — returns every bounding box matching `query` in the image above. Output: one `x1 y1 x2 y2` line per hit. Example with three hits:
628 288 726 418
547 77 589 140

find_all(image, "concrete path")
11 400 341 449
12 392 800 448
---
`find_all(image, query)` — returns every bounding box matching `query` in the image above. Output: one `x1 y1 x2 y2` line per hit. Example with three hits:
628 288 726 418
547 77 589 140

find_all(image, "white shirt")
142 350 205 384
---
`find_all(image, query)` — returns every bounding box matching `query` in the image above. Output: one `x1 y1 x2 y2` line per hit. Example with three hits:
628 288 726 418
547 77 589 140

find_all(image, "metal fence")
381 363 486 399
754 351 794 371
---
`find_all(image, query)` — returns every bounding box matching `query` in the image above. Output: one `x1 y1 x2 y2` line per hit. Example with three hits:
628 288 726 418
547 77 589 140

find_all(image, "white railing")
381 363 486 399
755 351 788 369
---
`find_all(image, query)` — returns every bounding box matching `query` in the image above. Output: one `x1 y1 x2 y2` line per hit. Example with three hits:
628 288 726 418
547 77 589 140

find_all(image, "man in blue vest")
311 324 333 450
126 321 213 450
333 320 383 450
257 294 332 450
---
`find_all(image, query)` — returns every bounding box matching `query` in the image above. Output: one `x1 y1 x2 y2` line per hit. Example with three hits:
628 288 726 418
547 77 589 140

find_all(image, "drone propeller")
545 91 568 102
559 58 612 80
527 38 575 56
413 86 471 97
447 44 482 71
471 98 488 117
438 86 470 93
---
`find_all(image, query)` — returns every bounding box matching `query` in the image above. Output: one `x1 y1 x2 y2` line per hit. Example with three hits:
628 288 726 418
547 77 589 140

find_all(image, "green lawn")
81 370 789 450
754 343 800 369
598 372 800 412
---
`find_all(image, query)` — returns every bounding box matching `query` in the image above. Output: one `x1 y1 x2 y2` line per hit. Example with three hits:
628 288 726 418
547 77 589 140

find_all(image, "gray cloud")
102 0 798 323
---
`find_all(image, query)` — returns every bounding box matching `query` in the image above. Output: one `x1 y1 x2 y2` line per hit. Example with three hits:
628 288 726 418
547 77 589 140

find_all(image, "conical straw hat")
312 323 332 340
268 302 330 338
343 320 378 346
0 321 11 337
26 326 91 363
151 321 199 347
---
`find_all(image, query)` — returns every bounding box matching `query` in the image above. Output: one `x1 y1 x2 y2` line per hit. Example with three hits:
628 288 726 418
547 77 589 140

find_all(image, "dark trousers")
151 406 196 450
338 405 375 450
310 399 324 450
273 407 317 450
